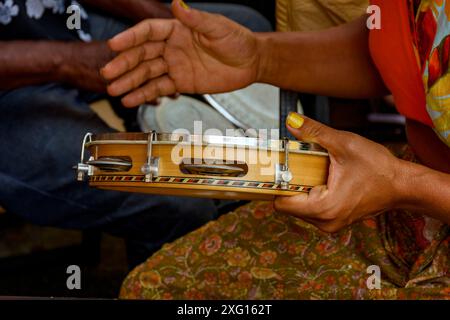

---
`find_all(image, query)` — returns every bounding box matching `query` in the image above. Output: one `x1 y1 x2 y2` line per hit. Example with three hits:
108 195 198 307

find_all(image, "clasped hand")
276 113 405 233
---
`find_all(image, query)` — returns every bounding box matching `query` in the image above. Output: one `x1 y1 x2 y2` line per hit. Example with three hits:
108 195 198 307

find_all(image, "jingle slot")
179 159 248 177
87 156 132 172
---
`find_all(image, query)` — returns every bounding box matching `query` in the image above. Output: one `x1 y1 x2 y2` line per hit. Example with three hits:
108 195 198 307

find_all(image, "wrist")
55 42 77 82
392 158 424 210
392 158 450 224
255 33 277 84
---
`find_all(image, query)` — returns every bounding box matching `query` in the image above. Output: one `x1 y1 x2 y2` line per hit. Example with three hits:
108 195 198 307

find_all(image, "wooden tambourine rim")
86 133 329 157
84 132 329 200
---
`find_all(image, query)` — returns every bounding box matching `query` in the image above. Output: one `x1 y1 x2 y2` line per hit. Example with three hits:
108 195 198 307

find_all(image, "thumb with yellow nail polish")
178 0 190 10
285 113 340 152
286 112 304 129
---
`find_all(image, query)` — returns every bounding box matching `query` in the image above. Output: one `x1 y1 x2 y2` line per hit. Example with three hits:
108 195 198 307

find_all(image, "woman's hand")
101 0 261 107
274 113 406 233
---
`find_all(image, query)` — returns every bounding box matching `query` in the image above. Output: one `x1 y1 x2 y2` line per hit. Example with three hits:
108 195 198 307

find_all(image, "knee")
1 84 80 110
120 263 147 299
119 254 178 300
231 5 273 32
189 3 273 32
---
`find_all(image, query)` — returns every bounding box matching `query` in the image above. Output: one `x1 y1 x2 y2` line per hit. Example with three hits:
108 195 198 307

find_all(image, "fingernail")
179 0 190 10
287 112 304 129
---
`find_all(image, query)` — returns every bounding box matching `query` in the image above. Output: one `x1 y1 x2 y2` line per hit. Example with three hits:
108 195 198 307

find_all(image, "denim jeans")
0 4 271 267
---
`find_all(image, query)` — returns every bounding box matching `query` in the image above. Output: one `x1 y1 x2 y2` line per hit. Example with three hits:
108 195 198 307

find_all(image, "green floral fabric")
120 146 449 300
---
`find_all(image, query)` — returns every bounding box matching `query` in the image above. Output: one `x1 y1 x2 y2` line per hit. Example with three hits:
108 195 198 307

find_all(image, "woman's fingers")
274 186 348 233
108 19 175 52
286 113 345 156
274 185 329 217
121 75 176 108
102 41 165 80
107 58 168 97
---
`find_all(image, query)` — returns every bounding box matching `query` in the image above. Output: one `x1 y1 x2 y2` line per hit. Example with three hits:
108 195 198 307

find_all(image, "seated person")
0 0 270 268
102 0 450 298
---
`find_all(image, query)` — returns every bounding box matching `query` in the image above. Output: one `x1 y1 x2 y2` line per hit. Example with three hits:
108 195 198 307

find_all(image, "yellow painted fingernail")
179 0 190 9
287 112 304 129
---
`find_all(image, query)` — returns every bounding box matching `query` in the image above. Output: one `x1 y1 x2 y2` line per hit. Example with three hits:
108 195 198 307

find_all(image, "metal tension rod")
141 131 159 182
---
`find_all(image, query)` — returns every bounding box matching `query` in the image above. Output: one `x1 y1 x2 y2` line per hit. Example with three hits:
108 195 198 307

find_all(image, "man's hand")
0 41 114 92
274 113 406 233
60 41 115 93
102 0 261 107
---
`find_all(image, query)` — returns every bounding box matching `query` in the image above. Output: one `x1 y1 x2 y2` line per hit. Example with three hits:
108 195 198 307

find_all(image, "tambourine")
75 132 329 201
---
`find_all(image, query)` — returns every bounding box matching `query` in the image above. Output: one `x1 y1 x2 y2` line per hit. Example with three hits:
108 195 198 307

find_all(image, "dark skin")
81 0 172 20
0 41 114 92
0 0 172 93
103 1 450 230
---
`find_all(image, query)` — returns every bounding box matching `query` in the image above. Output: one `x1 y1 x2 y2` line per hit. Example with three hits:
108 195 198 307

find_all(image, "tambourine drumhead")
204 83 302 132
85 133 329 201
137 84 302 137
138 96 238 134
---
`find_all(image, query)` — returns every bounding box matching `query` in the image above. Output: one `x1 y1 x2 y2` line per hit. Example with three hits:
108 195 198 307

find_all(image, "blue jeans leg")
188 3 273 32
0 83 218 267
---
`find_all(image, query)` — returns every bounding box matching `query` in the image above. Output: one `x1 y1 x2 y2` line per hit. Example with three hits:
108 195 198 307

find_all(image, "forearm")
0 41 69 90
396 160 450 224
79 0 172 21
256 16 388 99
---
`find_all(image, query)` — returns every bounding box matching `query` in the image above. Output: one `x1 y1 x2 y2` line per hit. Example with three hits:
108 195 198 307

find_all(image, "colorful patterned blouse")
369 0 450 148
413 0 450 147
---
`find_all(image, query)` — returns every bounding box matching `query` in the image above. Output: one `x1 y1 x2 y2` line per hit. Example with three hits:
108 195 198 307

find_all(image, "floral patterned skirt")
120 146 450 300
